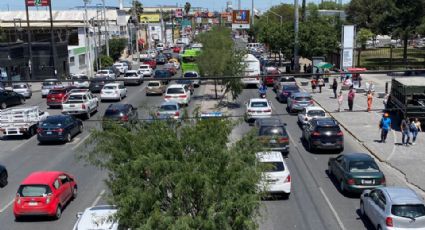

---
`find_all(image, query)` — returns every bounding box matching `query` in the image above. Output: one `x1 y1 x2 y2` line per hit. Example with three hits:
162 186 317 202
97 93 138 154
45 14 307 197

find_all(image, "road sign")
26 0 50 6
232 10 250 30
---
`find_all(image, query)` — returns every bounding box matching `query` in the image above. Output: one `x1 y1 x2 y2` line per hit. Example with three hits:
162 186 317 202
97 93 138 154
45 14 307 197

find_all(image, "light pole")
269 10 283 26
294 0 300 73
102 0 110 57
83 0 93 77
251 0 255 25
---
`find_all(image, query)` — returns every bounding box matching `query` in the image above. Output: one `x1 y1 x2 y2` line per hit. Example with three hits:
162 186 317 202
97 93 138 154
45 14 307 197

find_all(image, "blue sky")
1 0 349 12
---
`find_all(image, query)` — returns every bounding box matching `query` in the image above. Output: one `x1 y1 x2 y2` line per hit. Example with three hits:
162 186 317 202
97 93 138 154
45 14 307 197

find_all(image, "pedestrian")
400 117 411 146
304 64 307 72
311 78 317 93
367 90 373 112
318 77 325 93
379 113 392 143
347 87 355 111
383 93 389 110
410 118 419 145
337 91 343 112
358 74 362 88
332 78 338 98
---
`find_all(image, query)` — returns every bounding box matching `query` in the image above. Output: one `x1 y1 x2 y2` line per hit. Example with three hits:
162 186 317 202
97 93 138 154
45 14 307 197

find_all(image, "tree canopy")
107 38 127 61
80 118 264 230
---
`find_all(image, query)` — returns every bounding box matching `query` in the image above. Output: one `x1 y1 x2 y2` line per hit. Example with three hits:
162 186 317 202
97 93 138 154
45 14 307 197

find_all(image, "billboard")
232 10 250 29
26 0 50 6
341 25 355 68
140 14 160 23
175 9 183 18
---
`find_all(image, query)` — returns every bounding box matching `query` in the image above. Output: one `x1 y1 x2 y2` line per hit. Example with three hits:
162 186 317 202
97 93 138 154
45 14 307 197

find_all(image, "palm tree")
184 2 191 17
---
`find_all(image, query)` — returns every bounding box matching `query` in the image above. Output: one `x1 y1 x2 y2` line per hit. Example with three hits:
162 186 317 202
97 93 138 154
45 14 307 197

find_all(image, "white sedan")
297 106 326 126
100 83 127 101
245 98 272 122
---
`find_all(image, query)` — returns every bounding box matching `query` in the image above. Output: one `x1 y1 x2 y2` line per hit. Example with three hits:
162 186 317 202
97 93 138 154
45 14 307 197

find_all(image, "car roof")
104 83 120 86
292 92 311 97
160 101 179 106
256 118 282 126
126 70 138 73
381 187 423 205
305 106 325 112
256 151 284 163
342 153 373 161
148 81 161 84
77 205 118 229
312 117 338 126
44 79 59 82
167 84 185 88
249 98 269 103
21 171 65 185
107 103 129 110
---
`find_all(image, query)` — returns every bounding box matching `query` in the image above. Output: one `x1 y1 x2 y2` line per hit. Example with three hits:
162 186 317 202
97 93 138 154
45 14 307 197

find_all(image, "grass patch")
357 48 425 70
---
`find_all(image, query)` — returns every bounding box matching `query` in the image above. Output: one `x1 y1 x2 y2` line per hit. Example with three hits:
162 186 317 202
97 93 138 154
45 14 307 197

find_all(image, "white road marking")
91 189 106 207
11 137 34 152
319 187 347 230
0 199 15 213
72 133 91 150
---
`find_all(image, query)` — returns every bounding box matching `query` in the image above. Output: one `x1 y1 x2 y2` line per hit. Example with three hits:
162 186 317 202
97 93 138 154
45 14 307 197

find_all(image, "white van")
241 54 261 86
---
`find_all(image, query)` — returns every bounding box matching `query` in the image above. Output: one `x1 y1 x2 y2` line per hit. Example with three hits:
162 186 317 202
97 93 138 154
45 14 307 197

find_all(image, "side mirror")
76 212 83 219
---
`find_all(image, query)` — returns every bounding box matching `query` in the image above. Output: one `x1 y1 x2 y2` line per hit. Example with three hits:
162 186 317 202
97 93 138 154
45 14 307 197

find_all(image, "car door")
367 189 382 227
375 190 387 228
331 155 343 181
58 174 73 202
68 116 78 135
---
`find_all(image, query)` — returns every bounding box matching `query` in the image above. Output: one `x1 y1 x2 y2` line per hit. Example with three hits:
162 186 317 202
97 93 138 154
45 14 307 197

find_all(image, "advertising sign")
341 25 355 68
175 9 183 18
26 0 50 6
140 14 160 23
232 10 250 29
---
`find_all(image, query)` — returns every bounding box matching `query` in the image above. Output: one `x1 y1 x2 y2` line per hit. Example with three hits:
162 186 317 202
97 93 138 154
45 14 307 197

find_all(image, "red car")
172 46 181 53
264 69 280 86
164 63 177 75
46 86 76 108
14 171 77 220
142 58 157 69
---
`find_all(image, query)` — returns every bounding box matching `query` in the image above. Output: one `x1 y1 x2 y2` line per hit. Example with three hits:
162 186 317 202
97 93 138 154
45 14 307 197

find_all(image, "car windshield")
160 105 178 111
259 126 287 136
308 110 325 117
182 56 196 63
184 72 198 78
294 96 311 101
250 102 268 107
72 76 88 80
98 71 108 74
104 85 117 90
18 185 52 197
104 109 124 118
167 88 184 94
140 66 148 69
261 162 285 172
43 81 58 86
282 85 298 91
41 118 65 126
280 77 295 82
49 90 65 95
349 161 380 172
391 204 425 219
148 82 160 87
317 126 339 132
155 71 168 77
13 84 27 89
125 73 137 77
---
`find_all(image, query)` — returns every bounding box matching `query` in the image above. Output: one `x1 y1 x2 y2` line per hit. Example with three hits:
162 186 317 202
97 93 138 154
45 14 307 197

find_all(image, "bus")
181 49 201 73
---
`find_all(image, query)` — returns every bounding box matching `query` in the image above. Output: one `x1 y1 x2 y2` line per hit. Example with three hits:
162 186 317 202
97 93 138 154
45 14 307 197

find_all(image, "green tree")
94 55 114 71
196 26 245 100
345 0 387 30
128 0 144 21
107 38 127 61
184 2 191 16
357 28 374 49
80 118 264 230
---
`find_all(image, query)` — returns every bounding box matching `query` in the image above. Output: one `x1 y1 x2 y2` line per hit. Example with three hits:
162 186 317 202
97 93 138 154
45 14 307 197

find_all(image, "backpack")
410 122 418 132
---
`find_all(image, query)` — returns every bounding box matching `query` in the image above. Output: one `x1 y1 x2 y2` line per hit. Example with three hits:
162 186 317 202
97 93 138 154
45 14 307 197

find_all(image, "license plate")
362 179 373 185
46 131 52 135
51 98 55 100
28 202 38 206
269 140 277 144
70 105 75 107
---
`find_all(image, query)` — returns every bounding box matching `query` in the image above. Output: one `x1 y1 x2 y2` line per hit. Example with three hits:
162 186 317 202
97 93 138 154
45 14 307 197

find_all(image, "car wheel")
72 186 78 199
27 126 35 138
1 102 6 109
66 133 72 143
360 201 365 216
308 141 315 152
340 180 345 193
281 193 290 200
377 226 382 230
78 124 83 133
86 111 91 119
327 164 333 177
54 205 62 220
20 98 25 104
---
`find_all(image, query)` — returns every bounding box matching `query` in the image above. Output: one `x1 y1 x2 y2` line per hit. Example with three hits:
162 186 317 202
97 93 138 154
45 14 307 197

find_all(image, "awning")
346 67 367 72
315 62 333 69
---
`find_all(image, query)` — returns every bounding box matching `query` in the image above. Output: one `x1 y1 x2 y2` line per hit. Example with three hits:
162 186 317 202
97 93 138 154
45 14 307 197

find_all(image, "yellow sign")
140 14 160 23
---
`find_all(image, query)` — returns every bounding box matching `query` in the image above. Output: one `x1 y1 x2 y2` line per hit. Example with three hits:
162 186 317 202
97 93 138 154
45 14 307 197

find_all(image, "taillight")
347 178 355 185
337 131 344 136
54 128 64 133
46 194 52 204
386 217 393 227
284 175 291 183
37 128 43 133
175 111 180 116
248 109 255 112
310 100 314 104
179 95 187 98
381 177 386 185
82 104 86 109
312 131 321 136
278 137 289 143
15 194 21 204
165 96 172 99
263 109 272 112
121 115 129 122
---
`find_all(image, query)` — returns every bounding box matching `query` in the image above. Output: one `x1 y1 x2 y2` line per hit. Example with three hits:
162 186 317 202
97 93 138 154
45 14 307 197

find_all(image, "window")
391 204 425 218
59 175 69 184
69 56 75 66
349 161 380 173
18 185 52 197
261 162 285 172
79 54 86 68
160 105 178 111
259 126 287 136
53 179 60 189
250 102 268 108
167 88 184 94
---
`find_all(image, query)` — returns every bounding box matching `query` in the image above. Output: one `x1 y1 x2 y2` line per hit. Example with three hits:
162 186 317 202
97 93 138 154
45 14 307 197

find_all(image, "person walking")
410 118 419 145
379 113 391 143
367 91 373 112
311 78 317 93
400 117 411 146
337 91 343 112
332 78 338 98
347 88 355 111
318 77 325 93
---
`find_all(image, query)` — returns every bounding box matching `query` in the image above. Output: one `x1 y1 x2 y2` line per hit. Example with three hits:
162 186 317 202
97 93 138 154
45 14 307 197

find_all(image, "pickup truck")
62 89 99 119
0 106 49 137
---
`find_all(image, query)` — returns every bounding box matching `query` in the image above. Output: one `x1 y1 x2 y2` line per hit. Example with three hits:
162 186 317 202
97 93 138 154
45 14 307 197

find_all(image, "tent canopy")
315 62 333 69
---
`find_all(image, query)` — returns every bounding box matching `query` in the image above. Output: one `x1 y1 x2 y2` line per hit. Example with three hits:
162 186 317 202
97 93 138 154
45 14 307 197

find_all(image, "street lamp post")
294 0 300 73
269 10 283 26
101 0 110 57
83 0 93 77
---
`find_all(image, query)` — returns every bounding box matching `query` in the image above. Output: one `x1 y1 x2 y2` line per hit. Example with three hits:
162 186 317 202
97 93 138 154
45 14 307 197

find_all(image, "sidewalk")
297 74 425 192
198 81 229 115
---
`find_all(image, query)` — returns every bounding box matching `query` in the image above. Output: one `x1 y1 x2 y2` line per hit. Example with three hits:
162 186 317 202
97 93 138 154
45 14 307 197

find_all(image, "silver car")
287 92 314 113
12 83 32 98
157 101 182 120
360 187 425 230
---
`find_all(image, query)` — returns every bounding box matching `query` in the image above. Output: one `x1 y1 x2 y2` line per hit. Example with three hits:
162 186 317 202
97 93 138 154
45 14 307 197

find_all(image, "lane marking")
0 199 15 213
91 189 106 207
319 187 347 230
11 137 35 152
72 133 92 150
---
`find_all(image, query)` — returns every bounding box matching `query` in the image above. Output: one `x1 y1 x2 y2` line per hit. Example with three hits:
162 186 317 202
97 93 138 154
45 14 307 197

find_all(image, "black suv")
102 103 138 129
302 117 344 152
256 118 289 156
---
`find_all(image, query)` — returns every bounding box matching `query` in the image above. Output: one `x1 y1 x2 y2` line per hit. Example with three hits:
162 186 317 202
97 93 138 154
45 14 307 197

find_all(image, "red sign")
175 9 183 18
26 0 50 7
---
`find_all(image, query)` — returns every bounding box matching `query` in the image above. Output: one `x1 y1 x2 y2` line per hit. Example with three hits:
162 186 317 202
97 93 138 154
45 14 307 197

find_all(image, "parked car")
163 52 172 60
245 98 272 123
41 79 62 98
113 62 128 74
12 83 32 98
95 69 116 79
62 89 99 119
328 153 385 194
89 77 114 93
164 84 191 106
360 187 425 230
72 205 123 230
156 54 167 65
142 58 157 69
71 74 90 89
139 64 154 77
100 83 127 101
0 90 25 109
164 63 177 75
119 60 132 70
256 118 289 155
256 151 291 199
37 115 83 143
302 117 344 152
13 171 77 220
46 86 77 108
287 92 314 113
154 69 172 84
276 83 300 103
123 70 143 85
297 106 326 126
146 81 166 96
157 101 182 120
273 76 296 91
102 103 138 129
0 164 7 188
183 71 201 87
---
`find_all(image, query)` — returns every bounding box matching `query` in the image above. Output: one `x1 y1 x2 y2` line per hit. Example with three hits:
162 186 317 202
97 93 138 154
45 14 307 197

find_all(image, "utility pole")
160 6 165 45
84 0 93 77
294 0 300 73
251 0 255 25
133 0 140 65
238 0 241 10
48 0 57 78
102 0 110 57
25 2 33 80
